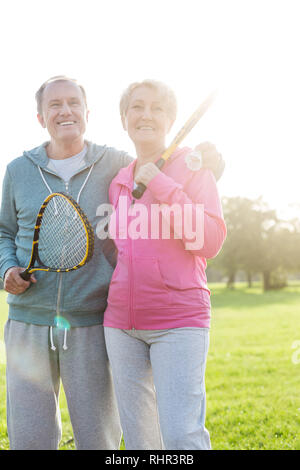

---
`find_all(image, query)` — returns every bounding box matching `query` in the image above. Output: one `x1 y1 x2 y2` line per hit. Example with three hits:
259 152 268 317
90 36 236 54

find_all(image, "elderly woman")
103 79 226 450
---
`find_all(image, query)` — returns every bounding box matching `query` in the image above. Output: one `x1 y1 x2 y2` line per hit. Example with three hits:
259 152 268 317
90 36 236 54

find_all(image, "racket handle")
131 158 166 200
20 270 31 281
132 182 147 200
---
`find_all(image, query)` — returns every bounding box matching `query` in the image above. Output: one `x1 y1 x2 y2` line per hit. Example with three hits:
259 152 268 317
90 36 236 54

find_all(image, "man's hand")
194 142 224 180
134 162 161 187
4 267 37 295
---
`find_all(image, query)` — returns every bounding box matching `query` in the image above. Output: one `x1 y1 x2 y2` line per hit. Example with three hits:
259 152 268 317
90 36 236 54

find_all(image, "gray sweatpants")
4 319 121 450
104 327 211 450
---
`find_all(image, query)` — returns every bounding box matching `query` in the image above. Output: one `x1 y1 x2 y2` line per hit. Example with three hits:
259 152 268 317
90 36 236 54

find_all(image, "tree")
212 196 276 288
210 196 300 290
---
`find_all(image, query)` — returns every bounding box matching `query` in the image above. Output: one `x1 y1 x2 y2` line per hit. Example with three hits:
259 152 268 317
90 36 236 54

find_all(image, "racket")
20 192 94 281
132 90 217 199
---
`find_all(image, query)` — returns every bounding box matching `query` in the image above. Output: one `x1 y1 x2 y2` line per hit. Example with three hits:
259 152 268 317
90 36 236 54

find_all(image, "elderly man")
0 76 224 450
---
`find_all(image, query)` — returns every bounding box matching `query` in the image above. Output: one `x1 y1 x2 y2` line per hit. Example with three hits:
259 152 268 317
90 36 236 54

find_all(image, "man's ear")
37 113 46 128
86 109 90 122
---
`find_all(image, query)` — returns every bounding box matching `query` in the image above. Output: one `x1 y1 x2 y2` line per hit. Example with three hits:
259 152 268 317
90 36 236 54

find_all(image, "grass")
206 282 300 450
0 282 300 450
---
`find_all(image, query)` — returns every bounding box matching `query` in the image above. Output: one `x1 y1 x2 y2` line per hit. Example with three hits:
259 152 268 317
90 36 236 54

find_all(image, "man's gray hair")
35 75 88 114
119 79 177 122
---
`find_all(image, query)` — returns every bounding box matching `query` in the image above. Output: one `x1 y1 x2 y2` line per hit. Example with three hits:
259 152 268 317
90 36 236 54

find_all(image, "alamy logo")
96 196 204 251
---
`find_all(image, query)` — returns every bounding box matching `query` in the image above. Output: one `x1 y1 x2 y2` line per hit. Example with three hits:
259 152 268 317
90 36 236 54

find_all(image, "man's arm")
0 168 33 293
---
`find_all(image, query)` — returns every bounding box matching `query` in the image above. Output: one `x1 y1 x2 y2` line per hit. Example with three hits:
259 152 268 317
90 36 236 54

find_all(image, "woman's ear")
121 115 128 131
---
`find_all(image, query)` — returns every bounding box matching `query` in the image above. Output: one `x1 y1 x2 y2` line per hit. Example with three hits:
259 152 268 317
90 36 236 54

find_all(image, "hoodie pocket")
132 257 171 309
107 256 130 311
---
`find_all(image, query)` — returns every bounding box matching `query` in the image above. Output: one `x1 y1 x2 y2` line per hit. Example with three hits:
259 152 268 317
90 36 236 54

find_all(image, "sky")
0 0 299 220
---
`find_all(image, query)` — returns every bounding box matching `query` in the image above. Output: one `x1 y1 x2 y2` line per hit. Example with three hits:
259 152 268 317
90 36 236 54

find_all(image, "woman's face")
122 85 173 150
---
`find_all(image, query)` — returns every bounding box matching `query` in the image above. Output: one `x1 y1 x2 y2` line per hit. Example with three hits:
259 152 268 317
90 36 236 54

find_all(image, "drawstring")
49 327 68 351
38 166 53 194
50 326 56 351
38 163 95 204
76 163 94 204
63 328 68 350
38 162 95 205
38 166 59 214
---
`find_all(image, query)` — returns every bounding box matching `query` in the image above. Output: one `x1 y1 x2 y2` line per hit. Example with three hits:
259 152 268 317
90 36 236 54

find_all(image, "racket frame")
20 192 94 280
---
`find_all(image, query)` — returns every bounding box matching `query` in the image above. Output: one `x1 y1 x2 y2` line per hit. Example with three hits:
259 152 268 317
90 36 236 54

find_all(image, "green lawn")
0 283 299 450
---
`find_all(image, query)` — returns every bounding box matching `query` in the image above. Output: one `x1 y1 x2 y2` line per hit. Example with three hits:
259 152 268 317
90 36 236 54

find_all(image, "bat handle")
20 270 31 281
131 158 166 200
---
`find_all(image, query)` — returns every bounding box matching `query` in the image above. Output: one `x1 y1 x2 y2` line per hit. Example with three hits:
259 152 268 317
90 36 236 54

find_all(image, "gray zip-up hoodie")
0 141 132 327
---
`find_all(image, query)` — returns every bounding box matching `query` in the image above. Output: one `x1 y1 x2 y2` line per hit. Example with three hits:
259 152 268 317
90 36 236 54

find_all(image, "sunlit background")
0 1 299 451
0 0 299 220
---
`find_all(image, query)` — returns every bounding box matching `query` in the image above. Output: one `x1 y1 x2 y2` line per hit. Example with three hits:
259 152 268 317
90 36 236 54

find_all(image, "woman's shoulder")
168 147 215 184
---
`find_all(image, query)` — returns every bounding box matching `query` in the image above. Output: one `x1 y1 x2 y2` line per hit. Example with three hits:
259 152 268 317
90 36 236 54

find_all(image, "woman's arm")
143 166 227 258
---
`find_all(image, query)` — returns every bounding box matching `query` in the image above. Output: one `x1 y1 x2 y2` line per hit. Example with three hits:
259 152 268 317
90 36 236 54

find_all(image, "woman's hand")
194 142 222 171
134 162 161 187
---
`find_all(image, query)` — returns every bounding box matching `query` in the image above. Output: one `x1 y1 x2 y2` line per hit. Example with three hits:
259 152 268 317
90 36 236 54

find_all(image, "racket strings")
38 196 88 269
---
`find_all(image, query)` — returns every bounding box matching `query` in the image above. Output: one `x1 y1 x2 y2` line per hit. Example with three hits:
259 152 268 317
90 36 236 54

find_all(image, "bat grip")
20 270 31 281
131 158 166 200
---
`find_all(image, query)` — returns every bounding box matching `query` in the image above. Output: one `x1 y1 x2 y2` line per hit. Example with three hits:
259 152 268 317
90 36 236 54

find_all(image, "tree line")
209 196 300 290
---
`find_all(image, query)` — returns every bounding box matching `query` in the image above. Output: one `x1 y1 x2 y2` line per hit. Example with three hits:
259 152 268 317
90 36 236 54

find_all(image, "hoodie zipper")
129 236 135 330
55 180 69 324
127 191 135 330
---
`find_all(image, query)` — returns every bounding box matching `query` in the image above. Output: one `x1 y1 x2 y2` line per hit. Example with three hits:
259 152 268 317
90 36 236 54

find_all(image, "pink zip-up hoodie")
103 147 226 330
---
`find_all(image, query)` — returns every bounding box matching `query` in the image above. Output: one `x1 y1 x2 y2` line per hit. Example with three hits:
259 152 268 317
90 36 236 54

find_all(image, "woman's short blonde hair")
119 79 177 122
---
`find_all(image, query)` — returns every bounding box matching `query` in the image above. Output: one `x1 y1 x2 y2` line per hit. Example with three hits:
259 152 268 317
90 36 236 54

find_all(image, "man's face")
37 80 89 145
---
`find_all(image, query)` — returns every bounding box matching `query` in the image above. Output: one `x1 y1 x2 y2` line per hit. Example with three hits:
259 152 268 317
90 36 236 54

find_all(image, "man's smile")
58 121 76 126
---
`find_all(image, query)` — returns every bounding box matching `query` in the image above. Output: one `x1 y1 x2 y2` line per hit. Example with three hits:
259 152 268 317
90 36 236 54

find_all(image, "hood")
23 141 107 168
